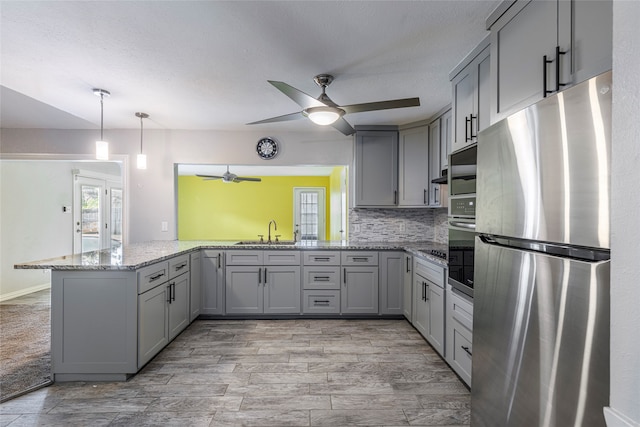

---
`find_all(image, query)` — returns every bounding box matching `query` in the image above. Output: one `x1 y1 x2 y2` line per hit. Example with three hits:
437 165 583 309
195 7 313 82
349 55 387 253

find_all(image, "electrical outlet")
353 224 361 233
398 221 406 232
161 221 168 232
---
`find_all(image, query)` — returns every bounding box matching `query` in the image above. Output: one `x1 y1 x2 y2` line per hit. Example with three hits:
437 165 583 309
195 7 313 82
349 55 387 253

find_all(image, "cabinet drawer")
302 251 340 266
450 288 473 330
138 261 169 294
414 256 444 286
226 250 264 266
302 266 341 290
264 250 300 266
451 321 473 386
168 254 190 279
341 251 378 266
302 290 340 314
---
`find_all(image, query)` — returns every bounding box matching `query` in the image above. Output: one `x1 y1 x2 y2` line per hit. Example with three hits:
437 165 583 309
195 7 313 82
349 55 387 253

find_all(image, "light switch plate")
161 221 168 232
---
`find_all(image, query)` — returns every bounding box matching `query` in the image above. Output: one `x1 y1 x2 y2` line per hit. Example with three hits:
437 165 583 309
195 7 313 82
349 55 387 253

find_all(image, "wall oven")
448 144 477 297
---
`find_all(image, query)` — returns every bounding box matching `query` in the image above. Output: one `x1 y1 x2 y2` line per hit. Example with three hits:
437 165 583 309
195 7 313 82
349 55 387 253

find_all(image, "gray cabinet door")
440 109 452 170
189 252 201 321
490 0 558 123
138 283 169 368
403 254 413 321
168 273 190 340
428 120 442 206
398 126 429 207
225 266 262 314
452 66 475 152
413 277 429 337
264 266 301 314
341 266 379 314
426 281 445 355
379 252 403 315
570 0 612 84
355 130 398 207
202 251 225 315
446 285 473 386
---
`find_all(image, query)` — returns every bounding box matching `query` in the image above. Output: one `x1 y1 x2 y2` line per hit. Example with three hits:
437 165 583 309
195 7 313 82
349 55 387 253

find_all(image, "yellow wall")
178 175 331 240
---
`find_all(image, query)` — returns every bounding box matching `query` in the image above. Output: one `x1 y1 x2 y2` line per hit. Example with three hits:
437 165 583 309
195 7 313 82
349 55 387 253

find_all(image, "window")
293 188 326 241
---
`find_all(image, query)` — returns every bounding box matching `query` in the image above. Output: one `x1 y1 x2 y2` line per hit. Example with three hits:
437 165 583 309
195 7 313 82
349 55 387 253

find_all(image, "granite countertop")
15 240 448 271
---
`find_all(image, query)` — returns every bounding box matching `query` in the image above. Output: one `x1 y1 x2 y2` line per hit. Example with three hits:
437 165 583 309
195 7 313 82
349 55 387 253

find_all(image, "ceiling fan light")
96 140 109 160
305 107 344 125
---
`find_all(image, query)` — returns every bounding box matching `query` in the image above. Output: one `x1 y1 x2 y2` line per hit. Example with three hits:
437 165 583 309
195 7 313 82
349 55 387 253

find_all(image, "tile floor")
0 317 470 426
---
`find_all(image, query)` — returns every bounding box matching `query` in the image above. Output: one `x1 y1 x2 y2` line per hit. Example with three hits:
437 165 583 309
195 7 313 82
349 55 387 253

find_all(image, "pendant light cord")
100 92 104 140
139 114 144 153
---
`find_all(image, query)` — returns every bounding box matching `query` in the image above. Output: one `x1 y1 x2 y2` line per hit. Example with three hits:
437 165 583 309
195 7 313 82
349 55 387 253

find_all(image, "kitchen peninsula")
16 240 447 382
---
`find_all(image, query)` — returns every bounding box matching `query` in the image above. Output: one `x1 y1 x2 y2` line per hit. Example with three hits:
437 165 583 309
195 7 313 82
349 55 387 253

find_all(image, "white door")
294 188 326 241
73 173 123 253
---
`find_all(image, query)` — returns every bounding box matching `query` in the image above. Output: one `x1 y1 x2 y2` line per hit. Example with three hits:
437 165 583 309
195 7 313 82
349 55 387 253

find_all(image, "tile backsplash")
349 208 448 243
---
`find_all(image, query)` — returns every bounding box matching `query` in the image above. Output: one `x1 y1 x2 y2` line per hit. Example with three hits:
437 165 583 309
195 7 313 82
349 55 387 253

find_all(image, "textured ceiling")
0 1 499 133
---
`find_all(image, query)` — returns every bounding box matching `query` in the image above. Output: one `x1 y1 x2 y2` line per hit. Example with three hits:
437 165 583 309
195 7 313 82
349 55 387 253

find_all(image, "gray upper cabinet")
450 36 490 153
428 108 451 207
398 125 429 207
487 0 612 123
354 129 398 207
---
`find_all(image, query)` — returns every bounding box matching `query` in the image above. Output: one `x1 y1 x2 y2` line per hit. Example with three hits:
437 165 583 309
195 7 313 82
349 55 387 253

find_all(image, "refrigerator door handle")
479 235 610 262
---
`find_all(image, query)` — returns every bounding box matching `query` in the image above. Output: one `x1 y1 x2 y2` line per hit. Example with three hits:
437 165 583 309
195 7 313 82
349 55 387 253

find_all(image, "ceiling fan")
196 166 261 183
247 74 420 136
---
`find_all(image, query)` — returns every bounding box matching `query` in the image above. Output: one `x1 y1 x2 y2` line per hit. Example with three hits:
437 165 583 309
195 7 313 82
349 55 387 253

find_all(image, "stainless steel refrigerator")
472 71 611 426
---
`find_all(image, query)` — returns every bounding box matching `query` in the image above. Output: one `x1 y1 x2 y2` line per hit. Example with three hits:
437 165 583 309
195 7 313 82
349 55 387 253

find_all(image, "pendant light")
93 88 110 160
135 112 149 169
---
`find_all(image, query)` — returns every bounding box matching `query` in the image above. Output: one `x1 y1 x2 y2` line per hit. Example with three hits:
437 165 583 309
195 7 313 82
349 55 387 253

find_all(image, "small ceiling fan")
196 166 261 183
247 74 420 136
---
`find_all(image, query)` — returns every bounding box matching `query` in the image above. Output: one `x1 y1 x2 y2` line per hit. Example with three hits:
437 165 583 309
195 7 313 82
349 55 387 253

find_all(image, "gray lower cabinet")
379 252 403 315
412 256 445 356
341 251 379 315
403 254 413 321
302 251 341 314
445 284 473 386
137 259 190 369
201 250 225 315
51 270 138 381
225 250 301 315
189 251 201 321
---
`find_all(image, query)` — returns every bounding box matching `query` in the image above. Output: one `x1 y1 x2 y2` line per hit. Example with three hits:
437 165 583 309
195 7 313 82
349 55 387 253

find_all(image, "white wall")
0 160 120 298
0 128 353 243
607 1 640 426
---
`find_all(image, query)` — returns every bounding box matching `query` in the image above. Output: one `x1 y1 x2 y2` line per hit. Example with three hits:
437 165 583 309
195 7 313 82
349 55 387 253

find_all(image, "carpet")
0 303 52 402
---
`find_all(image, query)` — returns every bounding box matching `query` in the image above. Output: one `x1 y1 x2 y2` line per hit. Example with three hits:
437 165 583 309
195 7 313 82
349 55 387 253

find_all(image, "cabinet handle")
421 281 425 301
423 189 427 205
555 46 567 92
167 284 172 303
149 272 165 282
394 190 398 205
314 276 330 281
425 283 429 301
175 262 187 271
314 300 330 306
543 54 554 97
343 268 346 284
314 257 330 262
217 253 221 269
352 257 368 262
434 186 439 204
469 114 477 139
461 345 473 357
465 116 470 141
264 268 267 285
406 257 411 273
258 267 262 284
172 283 176 302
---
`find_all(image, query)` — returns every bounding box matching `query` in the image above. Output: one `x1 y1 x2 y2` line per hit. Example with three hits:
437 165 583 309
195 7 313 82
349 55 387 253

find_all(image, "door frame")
293 187 327 241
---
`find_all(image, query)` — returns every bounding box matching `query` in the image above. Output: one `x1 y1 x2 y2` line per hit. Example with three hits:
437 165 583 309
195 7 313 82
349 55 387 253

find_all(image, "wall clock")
256 137 279 160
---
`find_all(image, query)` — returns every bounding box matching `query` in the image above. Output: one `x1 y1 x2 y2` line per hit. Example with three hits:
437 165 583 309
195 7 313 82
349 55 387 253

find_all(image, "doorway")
293 187 326 241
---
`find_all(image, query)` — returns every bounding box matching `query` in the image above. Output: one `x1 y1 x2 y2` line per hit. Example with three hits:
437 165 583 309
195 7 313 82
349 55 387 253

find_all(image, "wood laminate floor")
0 318 470 426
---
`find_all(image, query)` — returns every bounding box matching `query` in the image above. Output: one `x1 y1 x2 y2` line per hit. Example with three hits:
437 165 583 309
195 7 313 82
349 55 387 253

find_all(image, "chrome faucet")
268 219 277 243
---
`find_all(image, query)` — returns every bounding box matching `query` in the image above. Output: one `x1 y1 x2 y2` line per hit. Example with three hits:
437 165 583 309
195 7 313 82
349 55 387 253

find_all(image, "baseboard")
604 407 640 427
0 283 51 302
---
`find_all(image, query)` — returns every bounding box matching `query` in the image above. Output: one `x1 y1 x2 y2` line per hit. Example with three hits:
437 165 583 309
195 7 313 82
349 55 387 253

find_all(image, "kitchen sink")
234 240 297 245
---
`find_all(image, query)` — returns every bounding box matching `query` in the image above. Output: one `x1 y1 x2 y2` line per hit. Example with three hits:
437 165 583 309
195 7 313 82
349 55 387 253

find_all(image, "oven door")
448 218 476 298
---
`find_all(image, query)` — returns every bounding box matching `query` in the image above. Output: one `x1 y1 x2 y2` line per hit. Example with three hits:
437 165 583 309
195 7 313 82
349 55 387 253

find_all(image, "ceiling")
0 1 499 133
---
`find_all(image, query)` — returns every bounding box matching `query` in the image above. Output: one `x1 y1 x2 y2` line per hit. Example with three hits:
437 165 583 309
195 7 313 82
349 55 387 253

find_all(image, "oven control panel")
449 197 476 217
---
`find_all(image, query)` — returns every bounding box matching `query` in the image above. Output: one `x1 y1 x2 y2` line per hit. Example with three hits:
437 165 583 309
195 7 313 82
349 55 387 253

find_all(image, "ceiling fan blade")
247 111 304 125
341 97 421 114
331 117 356 136
234 177 262 182
196 174 223 180
268 80 327 109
